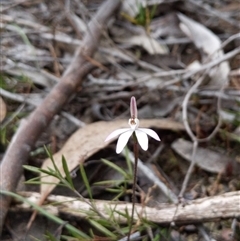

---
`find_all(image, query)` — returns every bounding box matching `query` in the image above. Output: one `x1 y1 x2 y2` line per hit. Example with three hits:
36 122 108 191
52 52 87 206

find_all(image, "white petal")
116 130 133 153
138 128 160 141
105 128 130 142
135 130 148 151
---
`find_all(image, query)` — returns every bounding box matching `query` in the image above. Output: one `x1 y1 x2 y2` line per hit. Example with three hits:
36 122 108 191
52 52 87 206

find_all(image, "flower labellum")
105 96 160 153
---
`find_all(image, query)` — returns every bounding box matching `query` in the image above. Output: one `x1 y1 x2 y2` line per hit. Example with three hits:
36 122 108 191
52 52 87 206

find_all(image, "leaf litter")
1 0 240 240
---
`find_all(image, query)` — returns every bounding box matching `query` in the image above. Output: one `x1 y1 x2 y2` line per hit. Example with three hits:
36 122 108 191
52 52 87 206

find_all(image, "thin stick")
127 135 139 241
178 140 198 198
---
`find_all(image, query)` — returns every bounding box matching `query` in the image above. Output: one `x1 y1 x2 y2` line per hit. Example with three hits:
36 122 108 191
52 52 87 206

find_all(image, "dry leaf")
171 138 236 173
178 13 230 87
0 96 7 123
41 119 184 199
117 35 168 55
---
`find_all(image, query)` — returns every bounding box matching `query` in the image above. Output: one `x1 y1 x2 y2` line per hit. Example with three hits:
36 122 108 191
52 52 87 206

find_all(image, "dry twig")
9 191 240 225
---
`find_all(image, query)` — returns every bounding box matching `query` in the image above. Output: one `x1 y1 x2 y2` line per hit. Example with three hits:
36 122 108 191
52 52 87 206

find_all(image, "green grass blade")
79 164 92 200
62 155 74 189
23 165 58 177
89 219 117 239
45 231 59 241
101 159 128 178
94 180 125 186
44 146 63 178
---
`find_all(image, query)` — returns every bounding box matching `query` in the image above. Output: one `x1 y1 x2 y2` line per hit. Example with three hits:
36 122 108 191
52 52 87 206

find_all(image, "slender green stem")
127 133 139 241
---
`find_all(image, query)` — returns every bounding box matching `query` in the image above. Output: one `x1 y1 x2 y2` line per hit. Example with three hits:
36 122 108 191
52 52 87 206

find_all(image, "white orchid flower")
105 96 160 153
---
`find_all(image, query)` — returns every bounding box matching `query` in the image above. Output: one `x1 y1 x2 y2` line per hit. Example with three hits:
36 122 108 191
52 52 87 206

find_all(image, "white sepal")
138 128 160 141
116 130 134 153
105 128 130 142
135 130 148 151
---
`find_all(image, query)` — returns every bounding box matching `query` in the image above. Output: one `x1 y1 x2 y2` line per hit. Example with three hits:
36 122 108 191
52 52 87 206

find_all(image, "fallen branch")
10 191 240 225
0 0 121 234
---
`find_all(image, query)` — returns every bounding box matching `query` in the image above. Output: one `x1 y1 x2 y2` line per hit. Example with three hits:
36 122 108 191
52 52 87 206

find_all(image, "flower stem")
127 133 138 241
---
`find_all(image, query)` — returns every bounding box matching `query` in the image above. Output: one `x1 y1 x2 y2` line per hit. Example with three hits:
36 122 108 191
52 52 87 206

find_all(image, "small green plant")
93 158 133 200
22 147 132 240
135 4 157 27
121 4 157 30
20 144 165 240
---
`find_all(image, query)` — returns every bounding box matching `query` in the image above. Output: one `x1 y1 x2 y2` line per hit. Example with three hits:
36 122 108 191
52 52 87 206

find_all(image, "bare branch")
10 191 240 225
